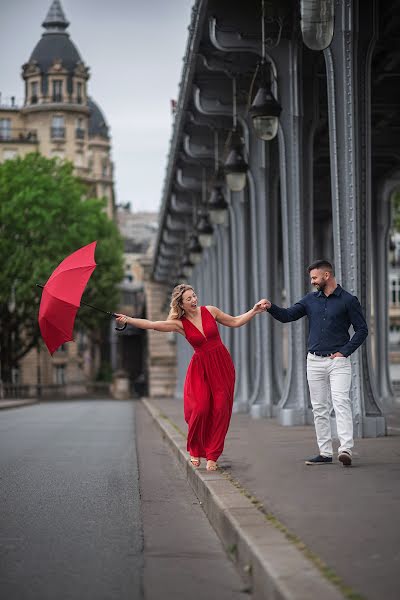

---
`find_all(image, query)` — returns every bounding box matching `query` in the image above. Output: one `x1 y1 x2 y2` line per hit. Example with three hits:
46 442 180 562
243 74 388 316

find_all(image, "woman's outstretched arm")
207 300 268 328
114 313 184 334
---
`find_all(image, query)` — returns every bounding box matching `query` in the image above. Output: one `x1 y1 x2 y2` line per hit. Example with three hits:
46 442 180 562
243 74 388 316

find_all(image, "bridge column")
270 38 309 425
323 0 385 436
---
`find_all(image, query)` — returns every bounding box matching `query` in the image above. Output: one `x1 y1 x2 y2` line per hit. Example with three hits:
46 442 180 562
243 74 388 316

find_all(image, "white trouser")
306 353 353 457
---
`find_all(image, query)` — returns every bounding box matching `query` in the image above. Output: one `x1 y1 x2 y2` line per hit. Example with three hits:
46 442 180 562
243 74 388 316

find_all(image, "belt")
310 351 333 357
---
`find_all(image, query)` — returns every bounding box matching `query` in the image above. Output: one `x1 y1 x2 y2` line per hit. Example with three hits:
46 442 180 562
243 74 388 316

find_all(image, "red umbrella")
37 241 124 355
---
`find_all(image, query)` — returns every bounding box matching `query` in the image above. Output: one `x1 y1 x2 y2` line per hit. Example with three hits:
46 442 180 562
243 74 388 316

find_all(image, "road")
0 400 248 600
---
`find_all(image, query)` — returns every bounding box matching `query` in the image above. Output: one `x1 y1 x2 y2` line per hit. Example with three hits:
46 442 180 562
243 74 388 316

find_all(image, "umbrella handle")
111 313 127 331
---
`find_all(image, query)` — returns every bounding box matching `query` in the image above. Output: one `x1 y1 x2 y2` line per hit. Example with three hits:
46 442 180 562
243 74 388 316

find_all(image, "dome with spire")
27 1 85 74
88 98 110 140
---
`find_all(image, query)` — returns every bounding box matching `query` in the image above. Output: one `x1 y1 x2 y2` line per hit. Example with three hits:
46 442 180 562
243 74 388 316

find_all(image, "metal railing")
0 128 38 142
50 126 65 139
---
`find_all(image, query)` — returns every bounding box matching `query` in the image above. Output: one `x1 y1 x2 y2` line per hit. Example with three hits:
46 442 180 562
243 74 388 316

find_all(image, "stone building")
0 0 115 394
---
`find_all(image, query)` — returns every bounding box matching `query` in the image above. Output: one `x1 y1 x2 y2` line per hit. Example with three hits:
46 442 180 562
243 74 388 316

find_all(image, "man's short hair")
307 260 334 275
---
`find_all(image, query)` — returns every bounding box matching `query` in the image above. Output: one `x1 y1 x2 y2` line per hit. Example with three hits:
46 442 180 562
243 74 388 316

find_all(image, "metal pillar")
323 0 385 436
372 177 398 405
274 38 309 425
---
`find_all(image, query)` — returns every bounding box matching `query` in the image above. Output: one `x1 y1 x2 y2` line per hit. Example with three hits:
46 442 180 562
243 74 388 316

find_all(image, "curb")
0 399 38 410
142 398 345 600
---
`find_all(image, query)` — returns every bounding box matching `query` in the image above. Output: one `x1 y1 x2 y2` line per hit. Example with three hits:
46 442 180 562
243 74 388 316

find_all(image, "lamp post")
209 185 228 225
188 234 202 264
300 0 334 51
249 67 282 141
250 1 282 141
223 79 248 192
197 213 214 248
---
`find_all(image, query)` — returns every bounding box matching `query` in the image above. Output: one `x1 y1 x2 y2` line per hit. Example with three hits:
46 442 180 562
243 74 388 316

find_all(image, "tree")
0 153 124 383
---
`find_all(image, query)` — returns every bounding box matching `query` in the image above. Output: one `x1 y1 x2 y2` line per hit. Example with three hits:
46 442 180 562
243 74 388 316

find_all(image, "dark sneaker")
305 454 333 465
338 450 352 466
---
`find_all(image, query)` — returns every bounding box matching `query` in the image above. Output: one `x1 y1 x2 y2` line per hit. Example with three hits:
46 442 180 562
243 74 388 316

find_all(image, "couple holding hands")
116 260 368 471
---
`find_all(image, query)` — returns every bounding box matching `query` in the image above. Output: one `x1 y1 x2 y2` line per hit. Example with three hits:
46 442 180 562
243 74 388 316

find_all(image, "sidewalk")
143 397 400 600
0 399 38 410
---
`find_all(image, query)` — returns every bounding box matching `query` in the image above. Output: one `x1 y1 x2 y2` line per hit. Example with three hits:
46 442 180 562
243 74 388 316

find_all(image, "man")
265 260 368 467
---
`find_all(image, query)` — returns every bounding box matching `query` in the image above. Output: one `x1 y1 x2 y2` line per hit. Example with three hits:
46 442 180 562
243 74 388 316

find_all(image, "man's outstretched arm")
265 299 307 323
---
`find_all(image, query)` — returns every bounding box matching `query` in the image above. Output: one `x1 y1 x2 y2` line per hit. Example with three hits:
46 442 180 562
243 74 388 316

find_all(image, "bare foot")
190 457 201 468
206 460 218 471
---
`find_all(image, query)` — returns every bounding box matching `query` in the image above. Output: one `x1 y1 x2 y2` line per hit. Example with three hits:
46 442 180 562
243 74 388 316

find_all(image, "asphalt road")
0 400 248 600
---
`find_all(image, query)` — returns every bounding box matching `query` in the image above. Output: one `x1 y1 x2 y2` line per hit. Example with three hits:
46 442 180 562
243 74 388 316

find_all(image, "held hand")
330 352 345 359
115 313 129 325
253 299 269 314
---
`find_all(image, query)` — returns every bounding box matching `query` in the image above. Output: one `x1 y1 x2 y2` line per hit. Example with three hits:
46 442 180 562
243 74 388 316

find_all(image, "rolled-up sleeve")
339 296 368 357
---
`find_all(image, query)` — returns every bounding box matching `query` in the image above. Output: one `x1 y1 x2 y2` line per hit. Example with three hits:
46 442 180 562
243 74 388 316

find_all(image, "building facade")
151 0 400 437
0 0 116 393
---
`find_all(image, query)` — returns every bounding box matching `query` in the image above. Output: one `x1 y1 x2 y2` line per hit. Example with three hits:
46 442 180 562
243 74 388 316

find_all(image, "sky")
0 0 193 212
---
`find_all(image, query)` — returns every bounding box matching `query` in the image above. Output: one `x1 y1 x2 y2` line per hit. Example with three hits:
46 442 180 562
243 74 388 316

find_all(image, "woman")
115 284 267 471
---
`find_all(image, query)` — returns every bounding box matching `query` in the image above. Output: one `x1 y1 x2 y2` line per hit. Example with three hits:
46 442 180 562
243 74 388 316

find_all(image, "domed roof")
88 98 110 140
28 1 84 74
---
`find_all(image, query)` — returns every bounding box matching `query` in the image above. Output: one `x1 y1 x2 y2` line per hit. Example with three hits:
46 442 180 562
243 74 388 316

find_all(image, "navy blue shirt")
267 285 368 357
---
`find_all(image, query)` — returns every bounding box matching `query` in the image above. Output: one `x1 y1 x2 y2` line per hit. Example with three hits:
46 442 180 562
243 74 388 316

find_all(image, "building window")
53 364 65 385
77 82 83 104
52 79 63 102
75 117 85 139
51 115 65 139
3 149 18 160
31 81 39 104
102 158 108 177
0 118 11 140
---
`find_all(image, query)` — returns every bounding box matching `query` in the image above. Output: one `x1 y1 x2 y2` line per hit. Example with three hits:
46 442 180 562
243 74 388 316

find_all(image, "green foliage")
0 153 124 378
393 191 400 231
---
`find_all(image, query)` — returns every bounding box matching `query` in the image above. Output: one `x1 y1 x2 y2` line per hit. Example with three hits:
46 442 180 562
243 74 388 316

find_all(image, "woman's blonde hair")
168 283 194 320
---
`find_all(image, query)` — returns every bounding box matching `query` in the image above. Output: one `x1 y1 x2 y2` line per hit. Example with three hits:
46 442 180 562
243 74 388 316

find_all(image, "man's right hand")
264 300 272 310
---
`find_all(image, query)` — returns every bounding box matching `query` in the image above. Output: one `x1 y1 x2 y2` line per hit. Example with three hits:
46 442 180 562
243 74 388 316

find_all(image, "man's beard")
314 280 326 291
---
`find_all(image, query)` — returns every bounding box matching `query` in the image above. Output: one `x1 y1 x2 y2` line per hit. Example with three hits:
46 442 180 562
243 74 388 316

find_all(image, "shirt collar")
317 284 342 298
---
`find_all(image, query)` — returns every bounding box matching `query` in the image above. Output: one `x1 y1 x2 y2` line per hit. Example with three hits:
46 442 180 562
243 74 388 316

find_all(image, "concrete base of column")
362 416 387 438
278 407 307 426
233 400 248 414
250 404 272 419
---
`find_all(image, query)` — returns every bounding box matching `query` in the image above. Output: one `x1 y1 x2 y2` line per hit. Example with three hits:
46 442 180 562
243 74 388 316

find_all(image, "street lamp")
224 143 248 192
208 185 228 225
197 213 214 248
182 257 194 278
250 2 282 141
188 234 202 264
223 77 248 193
249 70 282 141
300 0 334 51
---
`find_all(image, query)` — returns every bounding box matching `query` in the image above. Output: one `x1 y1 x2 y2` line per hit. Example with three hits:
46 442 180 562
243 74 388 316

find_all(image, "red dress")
181 306 236 462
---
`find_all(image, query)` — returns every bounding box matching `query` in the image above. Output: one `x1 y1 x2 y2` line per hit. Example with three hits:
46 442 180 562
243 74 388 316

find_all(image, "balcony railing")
51 126 65 140
0 128 38 142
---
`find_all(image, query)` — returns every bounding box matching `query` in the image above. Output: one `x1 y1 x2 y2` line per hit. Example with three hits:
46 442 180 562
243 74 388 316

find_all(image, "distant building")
0 0 116 395
112 208 159 396
0 0 114 218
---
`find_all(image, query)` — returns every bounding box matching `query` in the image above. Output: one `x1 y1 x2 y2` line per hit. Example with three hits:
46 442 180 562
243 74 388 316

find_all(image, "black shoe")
305 454 333 465
338 450 352 466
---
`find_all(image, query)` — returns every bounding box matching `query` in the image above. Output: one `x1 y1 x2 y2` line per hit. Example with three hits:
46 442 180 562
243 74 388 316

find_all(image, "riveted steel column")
273 38 309 425
247 131 278 417
324 0 385 436
229 189 250 411
372 178 397 405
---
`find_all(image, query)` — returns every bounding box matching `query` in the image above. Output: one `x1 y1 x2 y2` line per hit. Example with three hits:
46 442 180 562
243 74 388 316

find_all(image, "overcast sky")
0 0 193 212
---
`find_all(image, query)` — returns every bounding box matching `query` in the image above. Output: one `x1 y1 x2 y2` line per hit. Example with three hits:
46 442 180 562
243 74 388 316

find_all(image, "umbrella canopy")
38 241 97 354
